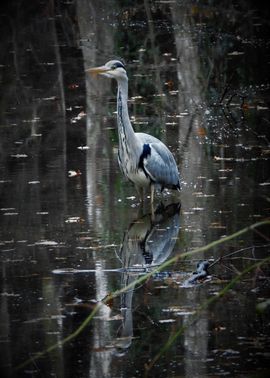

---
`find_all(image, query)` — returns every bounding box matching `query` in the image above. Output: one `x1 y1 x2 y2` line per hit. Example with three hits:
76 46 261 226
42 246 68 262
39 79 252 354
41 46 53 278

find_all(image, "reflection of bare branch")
209 244 270 269
253 228 270 242
219 84 230 104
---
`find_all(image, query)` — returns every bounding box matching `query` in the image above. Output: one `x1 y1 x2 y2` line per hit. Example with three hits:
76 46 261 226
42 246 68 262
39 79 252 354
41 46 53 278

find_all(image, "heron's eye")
112 62 125 70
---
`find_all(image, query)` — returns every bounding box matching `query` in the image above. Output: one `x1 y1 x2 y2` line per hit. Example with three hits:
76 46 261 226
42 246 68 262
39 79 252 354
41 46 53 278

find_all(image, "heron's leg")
150 185 155 204
135 186 144 202
150 185 155 216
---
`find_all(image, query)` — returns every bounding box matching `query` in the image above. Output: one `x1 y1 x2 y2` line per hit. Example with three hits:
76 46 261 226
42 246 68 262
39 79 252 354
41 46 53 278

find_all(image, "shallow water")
0 1 270 377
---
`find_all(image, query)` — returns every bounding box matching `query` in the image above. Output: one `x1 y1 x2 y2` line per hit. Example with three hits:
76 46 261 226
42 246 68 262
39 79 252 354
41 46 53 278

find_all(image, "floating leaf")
68 83 79 89
77 146 89 150
159 319 176 324
65 217 84 223
68 170 82 177
42 96 57 101
10 154 28 158
35 240 58 246
228 51 244 56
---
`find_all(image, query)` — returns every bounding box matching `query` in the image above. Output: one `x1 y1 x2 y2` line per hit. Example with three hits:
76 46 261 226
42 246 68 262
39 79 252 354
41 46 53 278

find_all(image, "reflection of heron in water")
114 202 181 354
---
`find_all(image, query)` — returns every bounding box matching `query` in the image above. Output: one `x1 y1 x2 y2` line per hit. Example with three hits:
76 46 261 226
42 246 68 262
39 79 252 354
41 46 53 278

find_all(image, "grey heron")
87 59 180 204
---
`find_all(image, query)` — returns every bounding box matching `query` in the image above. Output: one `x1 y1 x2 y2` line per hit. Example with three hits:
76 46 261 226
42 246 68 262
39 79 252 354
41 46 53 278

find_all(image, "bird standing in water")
87 60 180 204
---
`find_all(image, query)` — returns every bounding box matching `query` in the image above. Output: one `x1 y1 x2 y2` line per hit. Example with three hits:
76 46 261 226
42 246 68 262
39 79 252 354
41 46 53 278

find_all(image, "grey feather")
136 133 180 190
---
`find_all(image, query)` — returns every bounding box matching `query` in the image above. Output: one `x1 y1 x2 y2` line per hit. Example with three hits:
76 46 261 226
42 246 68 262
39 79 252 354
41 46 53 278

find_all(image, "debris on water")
162 306 195 316
256 105 269 110
53 268 78 274
68 169 82 177
68 83 79 89
94 314 124 321
1 292 20 297
35 240 58 246
193 192 215 198
221 349 240 356
227 51 244 56
71 111 86 123
209 223 226 229
77 146 89 150
175 310 196 316
41 96 57 101
154 285 168 289
10 154 28 158
130 95 143 100
23 315 65 324
214 156 233 161
65 216 84 223
158 319 176 324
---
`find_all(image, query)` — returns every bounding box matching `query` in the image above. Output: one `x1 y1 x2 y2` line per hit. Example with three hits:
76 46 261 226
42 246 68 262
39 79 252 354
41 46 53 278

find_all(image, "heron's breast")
127 168 151 187
118 156 150 187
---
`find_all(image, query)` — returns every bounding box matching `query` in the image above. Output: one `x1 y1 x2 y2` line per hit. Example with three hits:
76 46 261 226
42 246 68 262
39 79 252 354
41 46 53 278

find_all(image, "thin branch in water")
209 243 270 268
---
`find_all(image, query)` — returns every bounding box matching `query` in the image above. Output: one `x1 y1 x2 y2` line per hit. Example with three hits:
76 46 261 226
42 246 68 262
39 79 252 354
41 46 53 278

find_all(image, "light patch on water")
35 240 58 246
159 319 176 323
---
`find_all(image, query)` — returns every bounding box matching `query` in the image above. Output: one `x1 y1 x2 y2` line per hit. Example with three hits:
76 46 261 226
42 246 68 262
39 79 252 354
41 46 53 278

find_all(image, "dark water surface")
0 1 270 377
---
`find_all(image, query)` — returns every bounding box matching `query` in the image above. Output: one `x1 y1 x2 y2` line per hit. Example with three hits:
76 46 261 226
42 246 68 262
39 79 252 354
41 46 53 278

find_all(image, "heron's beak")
85 65 110 76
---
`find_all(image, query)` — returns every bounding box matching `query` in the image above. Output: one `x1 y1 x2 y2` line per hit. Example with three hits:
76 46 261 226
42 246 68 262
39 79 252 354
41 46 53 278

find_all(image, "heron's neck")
117 78 138 154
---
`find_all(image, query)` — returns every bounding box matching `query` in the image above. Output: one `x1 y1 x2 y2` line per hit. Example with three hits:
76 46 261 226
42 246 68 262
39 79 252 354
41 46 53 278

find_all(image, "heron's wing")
148 142 180 188
136 133 180 189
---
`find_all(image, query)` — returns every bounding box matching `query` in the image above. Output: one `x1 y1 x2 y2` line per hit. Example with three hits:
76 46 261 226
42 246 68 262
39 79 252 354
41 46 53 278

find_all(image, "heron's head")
86 60 127 81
